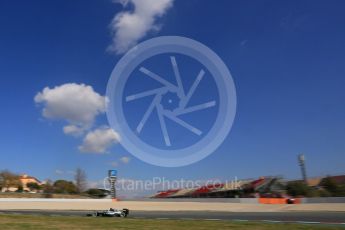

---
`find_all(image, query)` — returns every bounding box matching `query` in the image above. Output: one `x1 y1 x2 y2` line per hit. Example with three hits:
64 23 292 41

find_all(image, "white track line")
2 212 345 226
261 220 283 223
296 221 321 224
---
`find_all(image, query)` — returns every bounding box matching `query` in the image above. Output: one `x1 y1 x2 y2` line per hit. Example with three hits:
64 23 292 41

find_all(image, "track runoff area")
1 210 345 227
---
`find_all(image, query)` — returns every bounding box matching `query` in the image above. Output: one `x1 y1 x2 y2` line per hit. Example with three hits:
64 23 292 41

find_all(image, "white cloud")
120 156 131 164
108 0 174 54
55 169 64 175
63 125 85 137
240 39 248 47
109 161 118 167
34 83 105 130
35 83 121 153
67 170 76 175
108 157 130 167
87 179 105 189
78 127 120 154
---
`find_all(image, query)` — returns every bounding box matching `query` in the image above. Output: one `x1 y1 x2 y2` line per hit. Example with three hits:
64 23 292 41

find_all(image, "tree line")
286 177 345 197
0 168 87 194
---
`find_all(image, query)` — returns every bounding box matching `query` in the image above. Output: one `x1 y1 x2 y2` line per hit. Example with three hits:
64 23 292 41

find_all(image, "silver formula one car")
87 208 129 217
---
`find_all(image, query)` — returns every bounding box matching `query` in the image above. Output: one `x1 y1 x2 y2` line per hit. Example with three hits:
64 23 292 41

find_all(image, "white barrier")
302 197 345 203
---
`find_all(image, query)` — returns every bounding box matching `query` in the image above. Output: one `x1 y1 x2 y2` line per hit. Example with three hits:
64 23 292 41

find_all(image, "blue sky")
0 0 345 190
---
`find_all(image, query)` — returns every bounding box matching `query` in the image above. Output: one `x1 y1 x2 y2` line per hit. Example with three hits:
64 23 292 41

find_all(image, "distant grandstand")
151 175 345 199
151 177 286 198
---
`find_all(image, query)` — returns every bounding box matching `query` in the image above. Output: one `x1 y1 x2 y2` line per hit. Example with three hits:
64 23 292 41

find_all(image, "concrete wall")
1 197 344 203
148 197 345 204
302 197 345 203
124 198 258 203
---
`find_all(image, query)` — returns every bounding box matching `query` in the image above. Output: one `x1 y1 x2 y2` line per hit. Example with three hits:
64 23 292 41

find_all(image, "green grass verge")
0 214 343 230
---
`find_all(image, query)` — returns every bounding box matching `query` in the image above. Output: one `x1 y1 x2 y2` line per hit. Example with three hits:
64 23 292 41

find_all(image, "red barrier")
259 198 301 204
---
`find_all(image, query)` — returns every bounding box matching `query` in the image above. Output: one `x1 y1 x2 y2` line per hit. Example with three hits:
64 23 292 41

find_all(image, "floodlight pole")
298 154 308 184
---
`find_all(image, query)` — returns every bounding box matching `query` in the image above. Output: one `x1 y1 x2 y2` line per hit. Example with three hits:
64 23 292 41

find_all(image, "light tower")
108 170 117 200
298 154 308 183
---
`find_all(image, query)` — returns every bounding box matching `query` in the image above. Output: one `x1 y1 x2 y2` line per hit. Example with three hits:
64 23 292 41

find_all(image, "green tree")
286 181 311 197
42 180 54 194
53 180 78 194
27 182 41 191
320 177 345 197
16 185 23 193
86 188 107 198
41 180 54 198
74 168 87 193
0 170 21 191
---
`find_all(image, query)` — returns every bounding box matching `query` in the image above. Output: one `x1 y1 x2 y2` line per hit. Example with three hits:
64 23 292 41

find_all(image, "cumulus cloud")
109 161 119 167
63 124 85 137
35 83 121 153
54 169 75 175
34 83 105 132
120 156 131 164
87 179 105 189
55 169 64 175
108 0 174 54
108 156 131 167
78 127 120 154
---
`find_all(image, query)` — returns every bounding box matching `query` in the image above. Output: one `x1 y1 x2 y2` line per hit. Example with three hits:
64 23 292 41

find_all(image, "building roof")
19 174 42 184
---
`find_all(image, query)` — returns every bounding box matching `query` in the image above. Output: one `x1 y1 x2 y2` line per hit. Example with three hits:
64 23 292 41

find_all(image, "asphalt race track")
1 210 345 225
